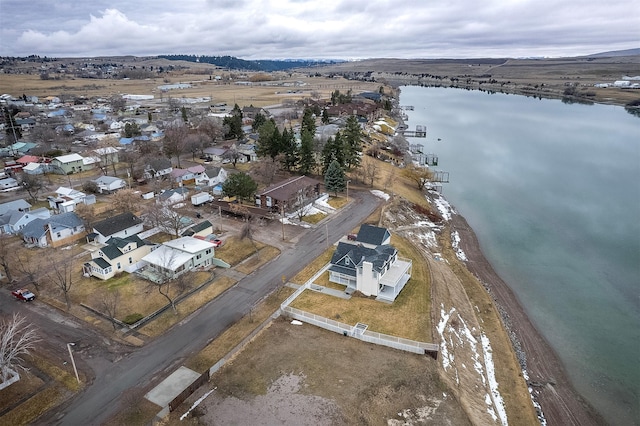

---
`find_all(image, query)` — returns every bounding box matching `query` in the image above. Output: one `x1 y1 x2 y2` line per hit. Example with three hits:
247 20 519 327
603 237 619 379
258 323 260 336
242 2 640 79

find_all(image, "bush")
122 313 143 325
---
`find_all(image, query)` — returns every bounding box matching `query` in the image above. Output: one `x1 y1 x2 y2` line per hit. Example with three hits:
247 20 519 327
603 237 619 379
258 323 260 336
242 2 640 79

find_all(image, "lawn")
289 233 432 342
214 235 266 266
185 286 295 374
139 275 236 337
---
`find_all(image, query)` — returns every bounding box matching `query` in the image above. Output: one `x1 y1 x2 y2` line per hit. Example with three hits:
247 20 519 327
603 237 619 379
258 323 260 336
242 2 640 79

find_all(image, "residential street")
42 190 381 425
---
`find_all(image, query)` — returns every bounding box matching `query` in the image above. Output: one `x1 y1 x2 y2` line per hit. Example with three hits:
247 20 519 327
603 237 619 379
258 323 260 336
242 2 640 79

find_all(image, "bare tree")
383 165 397 192
222 147 243 168
111 189 140 214
14 253 41 291
144 203 184 238
46 257 74 310
1 313 40 382
292 192 313 222
95 140 120 176
251 158 280 186
99 289 120 330
239 220 259 258
403 165 434 190
19 174 45 203
74 203 97 231
149 249 191 313
0 235 17 283
361 156 379 187
197 116 225 144
163 124 188 168
109 95 126 114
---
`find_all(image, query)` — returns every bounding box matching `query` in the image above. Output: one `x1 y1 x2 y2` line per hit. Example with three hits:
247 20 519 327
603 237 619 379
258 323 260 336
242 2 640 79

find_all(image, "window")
196 254 202 260
206 249 212 255
56 232 61 238
129 257 133 264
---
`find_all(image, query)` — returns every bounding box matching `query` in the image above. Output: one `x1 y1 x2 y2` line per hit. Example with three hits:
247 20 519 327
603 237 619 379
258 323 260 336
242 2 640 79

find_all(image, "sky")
0 0 638 59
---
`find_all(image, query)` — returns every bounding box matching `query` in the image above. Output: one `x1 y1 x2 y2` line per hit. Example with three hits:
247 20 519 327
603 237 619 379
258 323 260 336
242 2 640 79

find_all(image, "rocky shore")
449 210 607 425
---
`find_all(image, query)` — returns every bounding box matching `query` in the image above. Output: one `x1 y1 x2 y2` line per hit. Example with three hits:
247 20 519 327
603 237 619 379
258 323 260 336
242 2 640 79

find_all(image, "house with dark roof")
255 175 322 213
143 157 173 180
83 235 154 280
353 223 391 247
181 220 213 238
21 212 85 247
89 212 143 244
328 225 411 302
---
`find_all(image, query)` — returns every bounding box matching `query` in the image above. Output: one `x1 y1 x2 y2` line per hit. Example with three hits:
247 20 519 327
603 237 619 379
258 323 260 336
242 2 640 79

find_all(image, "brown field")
0 72 382 108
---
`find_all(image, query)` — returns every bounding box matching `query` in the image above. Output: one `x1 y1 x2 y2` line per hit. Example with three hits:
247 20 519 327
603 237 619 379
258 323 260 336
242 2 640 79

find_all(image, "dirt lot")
170 317 471 426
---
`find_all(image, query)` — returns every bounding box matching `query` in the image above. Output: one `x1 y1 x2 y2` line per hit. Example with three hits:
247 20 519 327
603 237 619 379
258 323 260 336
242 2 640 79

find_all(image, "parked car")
347 234 357 241
11 288 36 302
212 239 224 248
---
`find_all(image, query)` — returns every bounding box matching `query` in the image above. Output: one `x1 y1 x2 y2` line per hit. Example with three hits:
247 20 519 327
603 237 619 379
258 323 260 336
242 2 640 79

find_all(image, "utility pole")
281 203 285 241
67 343 80 384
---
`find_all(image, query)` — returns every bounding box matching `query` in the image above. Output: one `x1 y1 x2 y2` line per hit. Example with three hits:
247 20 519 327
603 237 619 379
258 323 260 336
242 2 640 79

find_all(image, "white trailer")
191 192 212 206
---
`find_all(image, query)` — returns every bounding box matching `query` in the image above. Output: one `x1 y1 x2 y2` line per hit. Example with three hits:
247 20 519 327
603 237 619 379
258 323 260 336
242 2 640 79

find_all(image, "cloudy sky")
0 0 637 59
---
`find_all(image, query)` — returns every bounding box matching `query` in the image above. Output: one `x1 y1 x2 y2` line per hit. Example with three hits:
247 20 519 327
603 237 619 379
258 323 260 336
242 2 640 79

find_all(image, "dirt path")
450 213 607 425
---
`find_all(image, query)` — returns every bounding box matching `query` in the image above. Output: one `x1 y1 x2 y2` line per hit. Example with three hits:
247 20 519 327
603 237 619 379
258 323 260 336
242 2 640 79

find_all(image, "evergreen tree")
280 127 299 171
324 160 346 196
252 111 266 131
222 172 258 203
322 131 345 174
343 115 363 169
301 107 316 136
223 104 243 139
321 108 330 124
299 129 316 175
256 119 282 161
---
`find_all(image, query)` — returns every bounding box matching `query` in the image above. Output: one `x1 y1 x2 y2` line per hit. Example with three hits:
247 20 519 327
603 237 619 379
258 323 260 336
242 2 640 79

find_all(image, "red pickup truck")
11 289 36 302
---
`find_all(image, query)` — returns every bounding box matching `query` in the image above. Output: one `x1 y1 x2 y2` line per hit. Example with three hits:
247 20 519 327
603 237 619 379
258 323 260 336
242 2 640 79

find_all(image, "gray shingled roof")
330 241 396 274
356 224 391 246
93 212 142 237
0 199 31 216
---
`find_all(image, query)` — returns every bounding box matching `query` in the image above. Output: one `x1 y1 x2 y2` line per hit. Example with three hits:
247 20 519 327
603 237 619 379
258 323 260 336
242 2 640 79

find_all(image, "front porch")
376 258 412 302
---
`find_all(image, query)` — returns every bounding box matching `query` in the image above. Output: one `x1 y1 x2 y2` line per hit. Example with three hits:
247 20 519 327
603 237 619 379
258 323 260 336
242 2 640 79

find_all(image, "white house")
0 177 18 190
83 235 154 280
143 158 173 180
89 212 144 244
200 166 228 187
158 188 189 205
93 175 127 193
48 187 95 212
328 225 411 302
141 236 217 280
170 165 206 185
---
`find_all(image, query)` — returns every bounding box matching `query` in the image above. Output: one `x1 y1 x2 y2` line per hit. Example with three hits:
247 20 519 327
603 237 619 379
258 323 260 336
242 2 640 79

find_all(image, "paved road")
51 190 381 425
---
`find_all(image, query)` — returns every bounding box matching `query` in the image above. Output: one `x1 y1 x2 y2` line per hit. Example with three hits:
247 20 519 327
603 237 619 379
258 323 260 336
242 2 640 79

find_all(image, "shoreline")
448 209 607 425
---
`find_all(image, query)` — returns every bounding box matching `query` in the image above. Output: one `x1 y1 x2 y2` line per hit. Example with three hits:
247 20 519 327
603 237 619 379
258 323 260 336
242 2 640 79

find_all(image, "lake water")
400 86 640 425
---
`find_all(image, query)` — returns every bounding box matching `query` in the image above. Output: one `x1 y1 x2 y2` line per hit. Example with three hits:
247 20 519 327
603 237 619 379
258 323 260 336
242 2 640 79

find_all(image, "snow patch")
481 334 508 426
371 189 390 201
180 387 216 421
430 192 455 221
451 231 468 261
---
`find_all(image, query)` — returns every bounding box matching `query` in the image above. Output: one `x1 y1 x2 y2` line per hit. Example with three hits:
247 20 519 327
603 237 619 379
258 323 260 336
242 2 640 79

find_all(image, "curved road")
52 191 381 425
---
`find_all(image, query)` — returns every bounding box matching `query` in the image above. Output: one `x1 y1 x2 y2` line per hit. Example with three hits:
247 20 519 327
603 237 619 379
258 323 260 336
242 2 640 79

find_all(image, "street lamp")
346 180 351 202
67 343 80 384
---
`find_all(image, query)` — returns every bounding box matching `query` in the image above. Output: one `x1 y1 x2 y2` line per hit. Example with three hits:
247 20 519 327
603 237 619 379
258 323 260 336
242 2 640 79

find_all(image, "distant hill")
158 54 342 72
586 48 640 58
